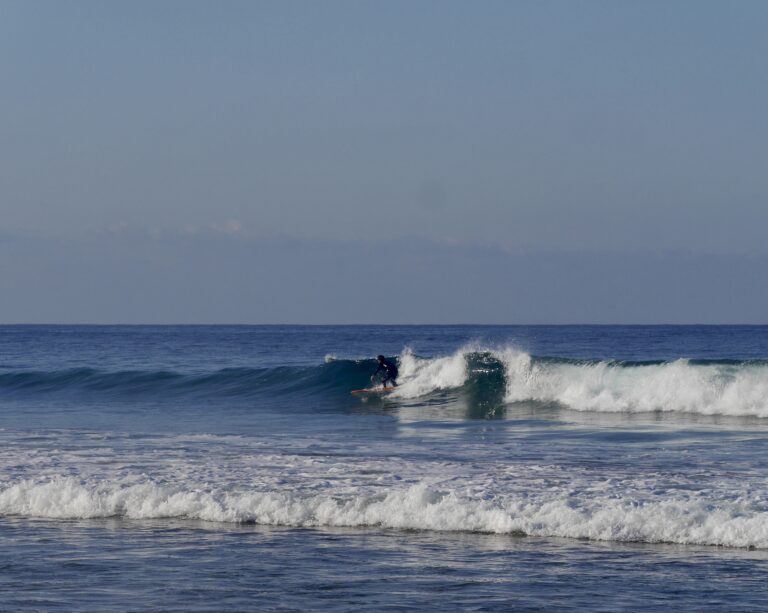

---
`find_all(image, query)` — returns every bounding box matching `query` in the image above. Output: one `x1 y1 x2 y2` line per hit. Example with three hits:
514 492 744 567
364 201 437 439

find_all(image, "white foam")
496 350 768 417
2 477 768 548
374 345 768 417
2 429 767 549
390 347 468 398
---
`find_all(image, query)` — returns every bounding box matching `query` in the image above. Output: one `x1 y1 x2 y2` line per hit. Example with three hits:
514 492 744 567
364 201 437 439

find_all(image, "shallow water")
3 519 768 612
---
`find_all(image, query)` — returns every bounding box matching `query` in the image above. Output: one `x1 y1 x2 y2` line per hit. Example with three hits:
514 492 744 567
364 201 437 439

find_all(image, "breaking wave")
2 347 768 416
393 347 768 417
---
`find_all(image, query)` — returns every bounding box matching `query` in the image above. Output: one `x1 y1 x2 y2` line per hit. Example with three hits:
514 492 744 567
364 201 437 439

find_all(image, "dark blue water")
2 325 768 610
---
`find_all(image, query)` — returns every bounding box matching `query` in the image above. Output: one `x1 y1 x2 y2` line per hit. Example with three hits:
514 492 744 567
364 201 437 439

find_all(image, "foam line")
2 478 768 548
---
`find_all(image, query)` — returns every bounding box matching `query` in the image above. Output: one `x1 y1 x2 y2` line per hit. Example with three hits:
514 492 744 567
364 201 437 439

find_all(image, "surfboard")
351 386 396 395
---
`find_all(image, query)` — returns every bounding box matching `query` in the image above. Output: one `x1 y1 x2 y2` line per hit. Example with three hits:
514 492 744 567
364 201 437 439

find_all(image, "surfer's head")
377 355 385 363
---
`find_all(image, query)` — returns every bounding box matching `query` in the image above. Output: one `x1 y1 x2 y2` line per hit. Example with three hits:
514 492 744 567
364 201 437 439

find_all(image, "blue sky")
2 1 767 323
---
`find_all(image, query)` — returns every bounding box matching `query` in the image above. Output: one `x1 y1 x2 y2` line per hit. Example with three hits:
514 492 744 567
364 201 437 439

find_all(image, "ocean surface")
2 325 768 611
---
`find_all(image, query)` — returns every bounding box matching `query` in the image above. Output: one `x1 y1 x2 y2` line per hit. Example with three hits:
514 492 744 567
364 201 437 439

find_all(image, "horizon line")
2 323 767 327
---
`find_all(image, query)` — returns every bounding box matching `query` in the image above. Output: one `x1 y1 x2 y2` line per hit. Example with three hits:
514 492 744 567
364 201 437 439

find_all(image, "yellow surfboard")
351 386 397 395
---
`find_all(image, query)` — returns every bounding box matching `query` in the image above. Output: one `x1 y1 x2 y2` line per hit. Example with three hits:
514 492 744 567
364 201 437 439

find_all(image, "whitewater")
3 433 768 549
391 346 768 417
3 325 768 610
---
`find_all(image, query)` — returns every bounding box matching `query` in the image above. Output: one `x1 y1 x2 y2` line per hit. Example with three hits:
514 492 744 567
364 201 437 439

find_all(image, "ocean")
2 324 768 611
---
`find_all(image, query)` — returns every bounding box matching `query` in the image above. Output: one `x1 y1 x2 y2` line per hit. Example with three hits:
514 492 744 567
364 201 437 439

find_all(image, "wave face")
3 348 768 417
0 361 374 401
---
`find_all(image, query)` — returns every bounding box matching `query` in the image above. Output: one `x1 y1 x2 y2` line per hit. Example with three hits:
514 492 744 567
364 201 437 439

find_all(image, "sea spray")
390 347 468 398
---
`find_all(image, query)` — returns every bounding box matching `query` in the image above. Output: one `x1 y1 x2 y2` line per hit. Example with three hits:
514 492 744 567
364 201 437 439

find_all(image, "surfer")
372 355 398 388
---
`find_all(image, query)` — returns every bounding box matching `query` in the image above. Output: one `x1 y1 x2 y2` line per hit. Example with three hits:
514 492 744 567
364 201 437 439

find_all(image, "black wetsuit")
374 358 399 386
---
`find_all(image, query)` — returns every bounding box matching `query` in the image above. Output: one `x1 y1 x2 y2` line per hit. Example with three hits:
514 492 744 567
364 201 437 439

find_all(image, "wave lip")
2 477 768 549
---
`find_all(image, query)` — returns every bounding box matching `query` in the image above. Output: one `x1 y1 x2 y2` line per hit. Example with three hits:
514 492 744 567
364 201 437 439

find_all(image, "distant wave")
3 348 768 416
